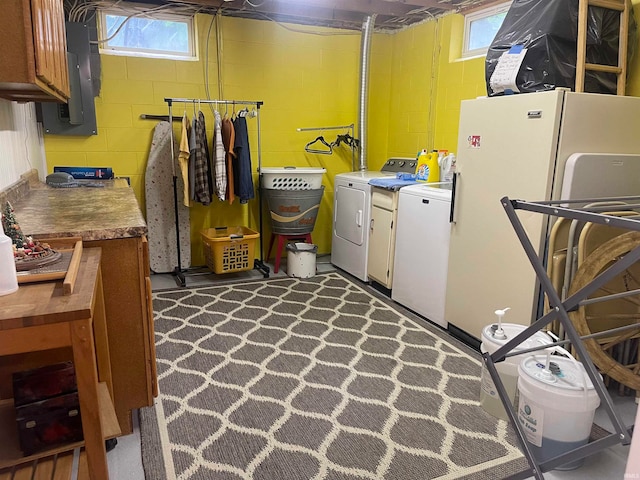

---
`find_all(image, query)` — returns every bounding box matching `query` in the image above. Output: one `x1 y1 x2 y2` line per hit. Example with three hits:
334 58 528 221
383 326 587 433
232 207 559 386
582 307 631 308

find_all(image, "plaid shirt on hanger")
193 111 212 206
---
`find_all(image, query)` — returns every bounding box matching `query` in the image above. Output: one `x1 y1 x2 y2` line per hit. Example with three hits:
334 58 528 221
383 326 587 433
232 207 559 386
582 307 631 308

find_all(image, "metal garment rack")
485 195 640 479
164 97 269 287
297 123 357 171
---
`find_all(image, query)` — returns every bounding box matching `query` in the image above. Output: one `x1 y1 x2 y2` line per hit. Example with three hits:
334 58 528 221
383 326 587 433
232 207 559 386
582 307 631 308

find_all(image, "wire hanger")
305 136 333 155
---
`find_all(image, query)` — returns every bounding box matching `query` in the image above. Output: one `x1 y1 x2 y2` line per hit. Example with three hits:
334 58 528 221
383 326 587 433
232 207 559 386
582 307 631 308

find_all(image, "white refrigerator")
444 90 640 341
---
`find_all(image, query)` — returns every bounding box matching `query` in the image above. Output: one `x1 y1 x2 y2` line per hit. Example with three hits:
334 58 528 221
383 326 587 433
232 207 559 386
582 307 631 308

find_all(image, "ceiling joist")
113 0 496 30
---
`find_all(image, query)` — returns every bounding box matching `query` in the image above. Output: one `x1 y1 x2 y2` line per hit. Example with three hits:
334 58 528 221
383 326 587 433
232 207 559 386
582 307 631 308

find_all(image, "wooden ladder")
576 0 630 94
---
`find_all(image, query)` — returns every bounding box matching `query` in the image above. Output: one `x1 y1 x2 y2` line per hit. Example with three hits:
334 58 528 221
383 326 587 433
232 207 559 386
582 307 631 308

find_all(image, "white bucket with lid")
286 242 317 278
480 313 553 420
517 355 601 470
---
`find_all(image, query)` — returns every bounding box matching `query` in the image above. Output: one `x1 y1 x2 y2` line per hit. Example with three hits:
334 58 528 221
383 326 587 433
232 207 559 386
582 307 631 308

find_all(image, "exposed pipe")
357 14 376 171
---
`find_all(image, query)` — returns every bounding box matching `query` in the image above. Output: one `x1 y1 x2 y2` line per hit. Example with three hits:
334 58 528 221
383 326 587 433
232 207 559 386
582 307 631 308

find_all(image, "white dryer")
331 159 416 282
392 182 452 328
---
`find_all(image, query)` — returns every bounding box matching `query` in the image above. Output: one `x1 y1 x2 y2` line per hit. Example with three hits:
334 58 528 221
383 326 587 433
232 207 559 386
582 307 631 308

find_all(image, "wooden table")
12 184 156 436
0 248 120 479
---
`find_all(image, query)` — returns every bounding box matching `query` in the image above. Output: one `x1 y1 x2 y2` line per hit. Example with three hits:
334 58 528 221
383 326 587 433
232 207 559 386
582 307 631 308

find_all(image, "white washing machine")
331 158 416 282
392 182 452 328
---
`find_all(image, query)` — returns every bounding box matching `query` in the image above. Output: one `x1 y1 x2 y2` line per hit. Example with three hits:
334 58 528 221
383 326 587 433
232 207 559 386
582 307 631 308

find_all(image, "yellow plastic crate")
201 226 260 274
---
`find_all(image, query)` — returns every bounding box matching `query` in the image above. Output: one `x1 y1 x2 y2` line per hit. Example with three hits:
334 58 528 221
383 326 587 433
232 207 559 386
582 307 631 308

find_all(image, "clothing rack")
486 195 639 479
140 114 182 122
164 97 268 287
297 123 357 170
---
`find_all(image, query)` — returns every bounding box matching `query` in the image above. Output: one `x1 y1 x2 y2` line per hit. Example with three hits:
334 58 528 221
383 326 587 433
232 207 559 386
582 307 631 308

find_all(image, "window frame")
462 2 511 59
97 7 197 61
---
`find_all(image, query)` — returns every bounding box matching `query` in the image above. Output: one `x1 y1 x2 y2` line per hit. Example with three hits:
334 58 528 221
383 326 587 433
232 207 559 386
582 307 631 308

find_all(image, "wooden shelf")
0 449 87 480
0 382 119 470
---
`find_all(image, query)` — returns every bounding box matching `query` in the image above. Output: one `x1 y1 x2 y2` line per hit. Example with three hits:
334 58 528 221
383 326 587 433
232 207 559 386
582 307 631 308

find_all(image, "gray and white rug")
141 272 528 479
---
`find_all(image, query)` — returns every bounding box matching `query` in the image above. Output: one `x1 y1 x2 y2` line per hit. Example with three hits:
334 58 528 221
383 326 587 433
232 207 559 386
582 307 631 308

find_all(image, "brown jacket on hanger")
221 116 236 204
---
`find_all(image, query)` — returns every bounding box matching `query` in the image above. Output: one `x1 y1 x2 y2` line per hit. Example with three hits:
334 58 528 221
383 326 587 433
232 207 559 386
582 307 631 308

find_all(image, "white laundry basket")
261 167 326 190
286 242 317 278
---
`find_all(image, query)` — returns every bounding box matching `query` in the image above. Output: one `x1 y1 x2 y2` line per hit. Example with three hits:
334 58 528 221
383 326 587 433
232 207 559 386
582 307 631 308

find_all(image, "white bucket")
517 355 601 470
286 242 317 278
480 323 553 420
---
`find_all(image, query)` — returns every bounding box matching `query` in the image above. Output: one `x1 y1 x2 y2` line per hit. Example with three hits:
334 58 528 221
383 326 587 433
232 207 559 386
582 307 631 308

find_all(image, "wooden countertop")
10 184 147 241
0 248 101 330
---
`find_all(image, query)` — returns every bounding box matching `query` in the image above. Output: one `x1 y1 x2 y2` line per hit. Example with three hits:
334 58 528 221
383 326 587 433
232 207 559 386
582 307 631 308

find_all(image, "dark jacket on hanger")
232 116 255 204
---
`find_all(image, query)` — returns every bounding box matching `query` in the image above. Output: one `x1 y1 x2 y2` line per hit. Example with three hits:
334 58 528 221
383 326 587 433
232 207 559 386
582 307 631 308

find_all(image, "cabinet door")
368 205 393 286
87 237 153 434
30 0 69 98
51 0 69 96
142 236 158 398
31 0 54 86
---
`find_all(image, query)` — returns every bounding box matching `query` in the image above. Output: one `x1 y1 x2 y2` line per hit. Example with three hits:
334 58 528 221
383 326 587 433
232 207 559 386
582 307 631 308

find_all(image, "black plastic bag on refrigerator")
485 0 637 96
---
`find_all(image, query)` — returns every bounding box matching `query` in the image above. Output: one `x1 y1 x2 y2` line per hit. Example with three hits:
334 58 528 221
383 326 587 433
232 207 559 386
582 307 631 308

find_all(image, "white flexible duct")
357 14 376 171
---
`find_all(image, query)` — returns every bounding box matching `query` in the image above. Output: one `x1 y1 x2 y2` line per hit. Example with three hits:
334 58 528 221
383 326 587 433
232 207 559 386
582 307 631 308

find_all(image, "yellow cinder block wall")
44 14 362 267
368 14 485 169
371 6 640 165
376 21 438 161
45 6 640 269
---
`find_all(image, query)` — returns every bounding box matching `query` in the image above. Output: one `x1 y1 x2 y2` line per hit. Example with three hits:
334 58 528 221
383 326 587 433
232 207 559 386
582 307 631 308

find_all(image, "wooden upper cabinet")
0 0 70 102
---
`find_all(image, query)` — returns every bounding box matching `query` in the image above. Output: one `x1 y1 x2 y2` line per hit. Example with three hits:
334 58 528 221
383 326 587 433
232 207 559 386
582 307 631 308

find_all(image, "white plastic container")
517 355 601 470
286 242 317 278
0 222 18 296
261 167 326 190
480 308 553 419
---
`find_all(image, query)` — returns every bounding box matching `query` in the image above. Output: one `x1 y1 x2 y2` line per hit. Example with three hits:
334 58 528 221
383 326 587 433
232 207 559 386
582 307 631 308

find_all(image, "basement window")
98 7 196 60
462 2 511 59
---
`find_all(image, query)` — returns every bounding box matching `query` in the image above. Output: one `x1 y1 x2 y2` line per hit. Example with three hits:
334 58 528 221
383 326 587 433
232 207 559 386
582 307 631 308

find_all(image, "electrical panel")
39 22 97 136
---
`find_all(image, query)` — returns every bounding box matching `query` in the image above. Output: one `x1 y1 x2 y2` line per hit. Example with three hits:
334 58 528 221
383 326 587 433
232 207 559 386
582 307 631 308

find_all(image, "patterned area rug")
141 272 528 479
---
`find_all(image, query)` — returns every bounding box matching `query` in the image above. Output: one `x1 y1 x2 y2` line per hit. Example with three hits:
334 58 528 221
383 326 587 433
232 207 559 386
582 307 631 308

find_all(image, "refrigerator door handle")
450 172 458 224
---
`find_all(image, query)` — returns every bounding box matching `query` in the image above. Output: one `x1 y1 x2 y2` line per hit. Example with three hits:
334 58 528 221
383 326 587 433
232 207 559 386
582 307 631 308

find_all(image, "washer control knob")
387 160 395 166
398 160 405 167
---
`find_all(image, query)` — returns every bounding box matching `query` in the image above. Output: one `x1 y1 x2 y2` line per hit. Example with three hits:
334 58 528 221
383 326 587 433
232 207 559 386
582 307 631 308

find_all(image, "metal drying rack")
164 97 269 287
487 195 640 479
